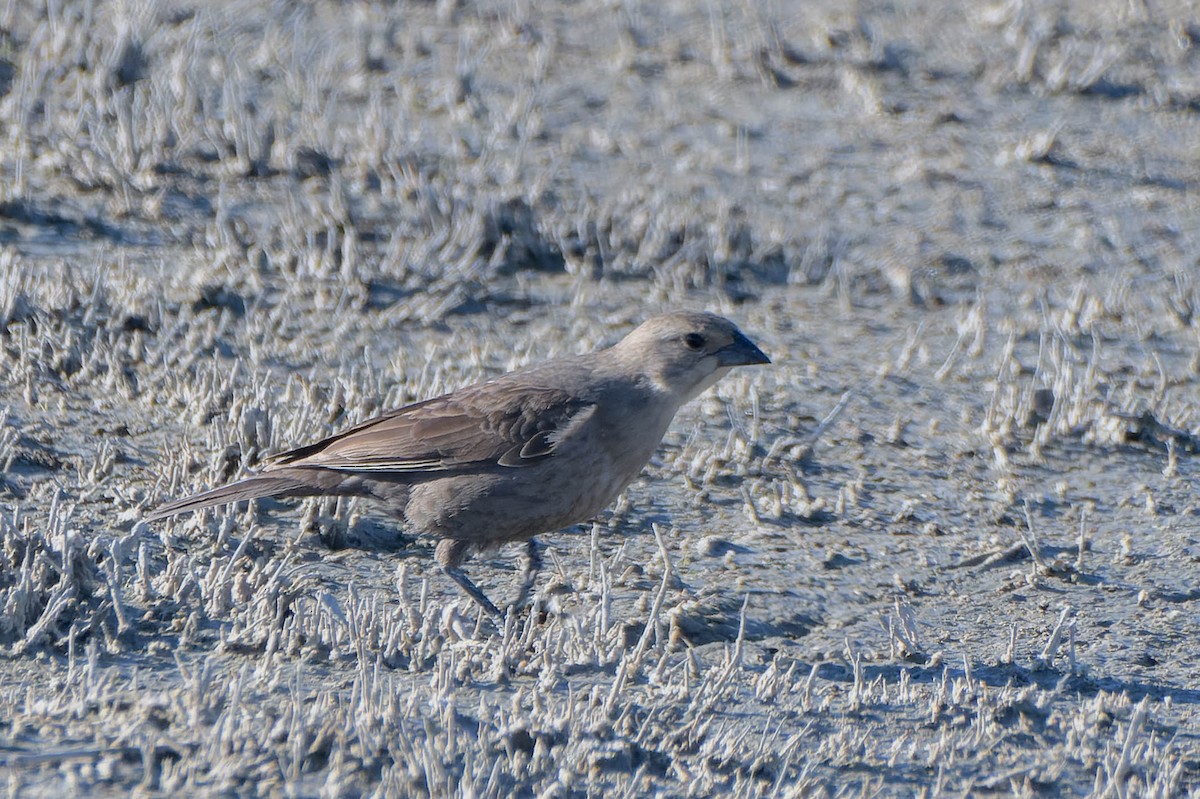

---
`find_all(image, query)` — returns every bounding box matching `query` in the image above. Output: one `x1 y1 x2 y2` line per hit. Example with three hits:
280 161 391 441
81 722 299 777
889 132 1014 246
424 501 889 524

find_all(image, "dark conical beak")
717 330 771 366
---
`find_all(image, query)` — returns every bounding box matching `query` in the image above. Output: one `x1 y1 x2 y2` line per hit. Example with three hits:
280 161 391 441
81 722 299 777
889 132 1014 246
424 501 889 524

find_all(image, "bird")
145 311 770 618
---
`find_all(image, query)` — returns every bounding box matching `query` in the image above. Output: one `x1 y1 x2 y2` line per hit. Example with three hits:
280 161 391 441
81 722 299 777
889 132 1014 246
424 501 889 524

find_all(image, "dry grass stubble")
1 0 1199 796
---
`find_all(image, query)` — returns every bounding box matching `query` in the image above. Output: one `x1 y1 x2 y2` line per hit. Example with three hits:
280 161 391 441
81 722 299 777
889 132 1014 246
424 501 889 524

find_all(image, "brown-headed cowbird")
146 311 770 617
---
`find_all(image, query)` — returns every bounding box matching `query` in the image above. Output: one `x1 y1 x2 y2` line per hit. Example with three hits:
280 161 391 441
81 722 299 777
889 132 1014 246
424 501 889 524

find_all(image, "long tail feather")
144 471 330 521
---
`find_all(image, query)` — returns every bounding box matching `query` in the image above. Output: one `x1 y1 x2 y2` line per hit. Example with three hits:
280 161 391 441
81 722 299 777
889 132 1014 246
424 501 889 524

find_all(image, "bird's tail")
143 468 352 522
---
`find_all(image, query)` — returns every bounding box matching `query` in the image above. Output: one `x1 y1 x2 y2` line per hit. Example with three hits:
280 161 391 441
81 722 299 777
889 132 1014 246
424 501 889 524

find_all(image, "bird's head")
611 311 771 402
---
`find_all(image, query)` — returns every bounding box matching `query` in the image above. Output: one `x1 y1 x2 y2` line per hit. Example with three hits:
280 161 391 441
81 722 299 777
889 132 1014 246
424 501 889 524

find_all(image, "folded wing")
267 380 597 475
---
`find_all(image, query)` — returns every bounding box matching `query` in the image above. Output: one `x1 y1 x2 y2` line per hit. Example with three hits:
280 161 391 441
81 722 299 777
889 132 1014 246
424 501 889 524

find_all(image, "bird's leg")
510 538 543 612
443 565 503 619
436 538 503 620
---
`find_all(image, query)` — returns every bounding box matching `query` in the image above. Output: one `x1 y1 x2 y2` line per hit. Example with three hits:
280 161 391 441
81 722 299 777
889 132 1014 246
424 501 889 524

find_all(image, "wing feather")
266 376 596 475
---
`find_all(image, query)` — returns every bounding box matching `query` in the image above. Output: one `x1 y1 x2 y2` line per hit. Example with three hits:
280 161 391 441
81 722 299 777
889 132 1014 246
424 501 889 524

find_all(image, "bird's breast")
402 396 680 544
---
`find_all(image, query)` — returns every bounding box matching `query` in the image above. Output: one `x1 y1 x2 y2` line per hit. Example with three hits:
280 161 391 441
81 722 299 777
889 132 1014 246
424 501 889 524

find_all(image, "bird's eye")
683 333 706 351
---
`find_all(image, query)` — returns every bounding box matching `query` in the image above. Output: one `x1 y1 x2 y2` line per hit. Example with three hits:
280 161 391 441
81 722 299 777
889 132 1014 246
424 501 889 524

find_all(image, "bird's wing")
266 379 597 474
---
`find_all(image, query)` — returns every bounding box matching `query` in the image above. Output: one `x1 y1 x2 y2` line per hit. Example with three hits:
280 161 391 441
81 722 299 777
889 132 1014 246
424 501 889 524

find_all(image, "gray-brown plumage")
146 311 770 617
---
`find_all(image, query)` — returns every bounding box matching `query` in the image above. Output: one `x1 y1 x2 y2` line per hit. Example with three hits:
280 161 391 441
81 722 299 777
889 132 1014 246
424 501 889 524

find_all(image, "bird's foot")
509 538 544 614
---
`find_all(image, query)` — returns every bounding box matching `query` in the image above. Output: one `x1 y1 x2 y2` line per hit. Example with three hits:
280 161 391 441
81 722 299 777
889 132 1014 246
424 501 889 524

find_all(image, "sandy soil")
1 0 1199 796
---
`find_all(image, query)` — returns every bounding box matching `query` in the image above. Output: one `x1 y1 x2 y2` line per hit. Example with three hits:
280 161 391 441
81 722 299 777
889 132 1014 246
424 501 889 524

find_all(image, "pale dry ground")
2 0 1200 796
